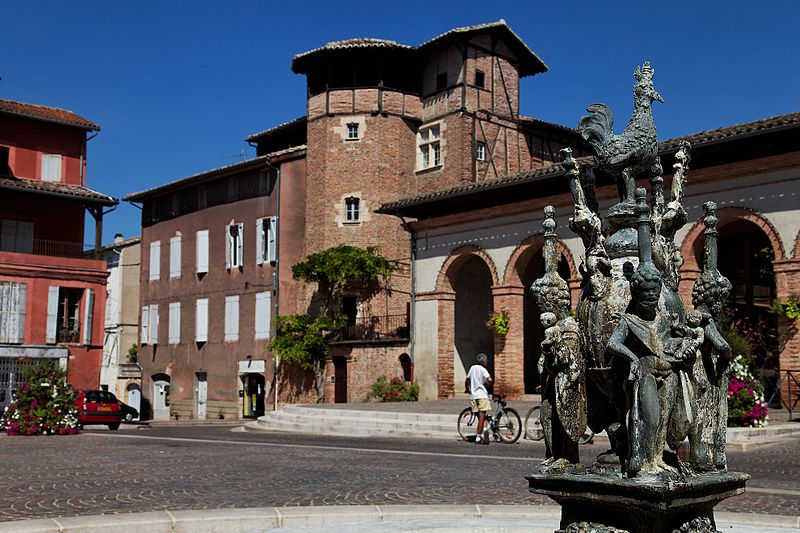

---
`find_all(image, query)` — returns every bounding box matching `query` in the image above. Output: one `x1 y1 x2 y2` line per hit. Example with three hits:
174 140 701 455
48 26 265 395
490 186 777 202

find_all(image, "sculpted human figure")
606 189 677 476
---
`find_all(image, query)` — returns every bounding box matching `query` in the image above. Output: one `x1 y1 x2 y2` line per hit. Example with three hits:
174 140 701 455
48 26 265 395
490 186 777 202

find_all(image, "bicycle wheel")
524 405 545 441
495 408 522 444
457 408 476 441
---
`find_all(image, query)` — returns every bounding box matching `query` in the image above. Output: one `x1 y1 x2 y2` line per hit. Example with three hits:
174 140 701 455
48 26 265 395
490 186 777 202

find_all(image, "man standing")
467 353 493 444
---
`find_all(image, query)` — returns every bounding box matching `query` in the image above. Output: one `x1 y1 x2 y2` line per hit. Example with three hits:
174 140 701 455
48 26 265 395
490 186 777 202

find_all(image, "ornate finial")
531 206 571 320
703 201 718 235
634 188 655 268
692 201 730 316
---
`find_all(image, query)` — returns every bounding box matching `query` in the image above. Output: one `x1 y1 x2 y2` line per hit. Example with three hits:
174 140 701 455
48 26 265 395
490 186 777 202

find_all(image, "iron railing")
56 321 81 344
767 369 800 419
0 237 89 259
334 314 409 342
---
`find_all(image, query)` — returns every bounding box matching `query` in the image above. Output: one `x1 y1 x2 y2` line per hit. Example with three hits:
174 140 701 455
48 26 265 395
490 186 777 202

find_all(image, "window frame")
475 69 485 88
344 197 360 223
346 122 360 140
225 223 244 269
476 140 487 161
417 124 442 171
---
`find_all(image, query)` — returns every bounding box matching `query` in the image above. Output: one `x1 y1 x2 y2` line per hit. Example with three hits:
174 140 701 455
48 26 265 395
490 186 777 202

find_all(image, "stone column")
678 261 701 308
491 284 526 399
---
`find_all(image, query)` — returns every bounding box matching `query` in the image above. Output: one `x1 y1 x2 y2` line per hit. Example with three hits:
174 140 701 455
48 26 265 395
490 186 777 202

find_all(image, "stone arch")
435 244 499 293
680 206 786 266
502 234 578 287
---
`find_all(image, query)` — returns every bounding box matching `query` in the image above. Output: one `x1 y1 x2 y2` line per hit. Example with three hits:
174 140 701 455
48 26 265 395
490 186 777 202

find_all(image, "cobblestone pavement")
0 425 798 523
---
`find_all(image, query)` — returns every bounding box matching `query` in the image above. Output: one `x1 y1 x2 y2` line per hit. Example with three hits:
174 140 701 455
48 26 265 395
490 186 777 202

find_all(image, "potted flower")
770 295 800 321
486 309 510 336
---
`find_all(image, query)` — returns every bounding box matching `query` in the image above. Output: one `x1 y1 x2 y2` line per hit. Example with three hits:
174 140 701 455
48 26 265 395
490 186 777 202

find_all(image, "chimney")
114 233 124 245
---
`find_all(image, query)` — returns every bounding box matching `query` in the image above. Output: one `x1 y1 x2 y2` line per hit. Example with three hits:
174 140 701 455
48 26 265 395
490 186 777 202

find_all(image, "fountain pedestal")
527 470 749 533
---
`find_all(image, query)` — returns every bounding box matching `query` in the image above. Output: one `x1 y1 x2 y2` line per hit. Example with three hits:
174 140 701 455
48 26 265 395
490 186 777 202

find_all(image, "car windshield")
85 391 117 403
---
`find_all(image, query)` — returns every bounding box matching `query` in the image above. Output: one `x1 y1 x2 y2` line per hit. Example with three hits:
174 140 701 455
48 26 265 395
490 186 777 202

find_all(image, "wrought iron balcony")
334 314 409 343
0 237 89 259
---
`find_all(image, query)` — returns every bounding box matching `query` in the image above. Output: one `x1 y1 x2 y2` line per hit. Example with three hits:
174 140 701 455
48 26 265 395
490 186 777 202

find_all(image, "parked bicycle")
523 404 594 444
457 394 522 444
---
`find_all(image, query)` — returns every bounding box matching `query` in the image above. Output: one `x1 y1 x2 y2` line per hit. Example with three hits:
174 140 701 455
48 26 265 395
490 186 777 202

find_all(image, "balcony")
333 314 410 343
1 237 90 259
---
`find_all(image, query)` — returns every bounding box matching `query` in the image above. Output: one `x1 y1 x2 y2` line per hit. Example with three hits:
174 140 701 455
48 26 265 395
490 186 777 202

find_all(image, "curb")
0 505 797 532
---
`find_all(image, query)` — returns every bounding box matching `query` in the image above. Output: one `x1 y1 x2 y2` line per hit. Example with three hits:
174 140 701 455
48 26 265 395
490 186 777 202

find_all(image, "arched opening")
453 255 494 386
521 250 572 394
399 353 412 382
151 373 171 421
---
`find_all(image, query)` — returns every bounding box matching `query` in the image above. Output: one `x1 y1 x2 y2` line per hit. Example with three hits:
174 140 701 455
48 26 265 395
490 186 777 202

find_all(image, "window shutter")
255 291 271 339
82 288 94 345
168 302 181 344
46 286 59 344
196 230 209 273
170 236 181 278
236 223 244 266
41 154 62 182
141 305 149 345
14 283 26 343
149 303 159 345
225 295 239 341
195 298 208 342
267 216 277 263
256 218 264 265
149 241 161 280
0 282 26 343
225 225 231 269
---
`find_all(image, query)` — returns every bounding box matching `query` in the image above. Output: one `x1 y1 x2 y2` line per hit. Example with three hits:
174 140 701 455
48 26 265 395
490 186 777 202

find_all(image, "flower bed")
364 376 419 402
727 355 769 428
1 362 79 436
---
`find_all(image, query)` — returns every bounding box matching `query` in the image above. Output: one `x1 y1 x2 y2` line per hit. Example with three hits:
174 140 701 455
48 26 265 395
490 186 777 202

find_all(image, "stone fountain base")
527 468 749 533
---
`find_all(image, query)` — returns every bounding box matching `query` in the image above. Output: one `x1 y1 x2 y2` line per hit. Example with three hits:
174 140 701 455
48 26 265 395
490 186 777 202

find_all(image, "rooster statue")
578 61 663 205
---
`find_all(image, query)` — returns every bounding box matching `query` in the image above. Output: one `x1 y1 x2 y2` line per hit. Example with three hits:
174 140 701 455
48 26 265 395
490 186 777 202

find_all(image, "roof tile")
0 98 99 130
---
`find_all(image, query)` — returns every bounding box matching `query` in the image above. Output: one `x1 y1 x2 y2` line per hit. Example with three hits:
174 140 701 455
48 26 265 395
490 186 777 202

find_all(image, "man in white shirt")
466 353 493 444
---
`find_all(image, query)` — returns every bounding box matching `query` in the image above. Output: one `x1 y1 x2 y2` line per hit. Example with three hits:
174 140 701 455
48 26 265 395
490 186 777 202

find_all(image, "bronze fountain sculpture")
526 62 748 533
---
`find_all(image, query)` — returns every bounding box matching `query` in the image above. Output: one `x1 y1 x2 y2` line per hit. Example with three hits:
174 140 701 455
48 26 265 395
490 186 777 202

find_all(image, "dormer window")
475 69 485 88
436 72 447 90
346 122 359 140
345 197 360 223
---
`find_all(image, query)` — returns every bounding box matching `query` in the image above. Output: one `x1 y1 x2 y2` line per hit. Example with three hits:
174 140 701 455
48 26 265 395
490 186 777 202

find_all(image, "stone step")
245 417 458 439
281 404 459 424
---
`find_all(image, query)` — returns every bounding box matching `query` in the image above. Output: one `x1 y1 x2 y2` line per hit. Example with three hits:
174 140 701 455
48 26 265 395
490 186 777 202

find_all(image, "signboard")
238 359 266 374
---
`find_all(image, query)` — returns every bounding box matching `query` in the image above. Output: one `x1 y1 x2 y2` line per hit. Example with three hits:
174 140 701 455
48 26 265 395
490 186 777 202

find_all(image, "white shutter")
225 225 231 269
41 154 62 182
256 218 265 265
168 302 181 344
196 230 209 273
169 235 181 278
149 303 159 345
82 288 94 345
255 291 271 339
236 223 244 267
0 282 26 343
141 305 149 345
46 286 59 344
224 295 239 341
149 241 161 280
195 298 208 342
267 216 277 263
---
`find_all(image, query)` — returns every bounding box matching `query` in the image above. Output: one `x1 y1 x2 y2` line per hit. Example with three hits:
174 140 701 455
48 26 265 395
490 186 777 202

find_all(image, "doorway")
333 356 348 403
126 384 141 421
195 372 208 420
152 374 170 421
242 373 265 418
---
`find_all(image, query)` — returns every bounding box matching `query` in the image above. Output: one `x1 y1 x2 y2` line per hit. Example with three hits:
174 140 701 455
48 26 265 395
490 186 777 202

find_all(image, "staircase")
243 405 460 439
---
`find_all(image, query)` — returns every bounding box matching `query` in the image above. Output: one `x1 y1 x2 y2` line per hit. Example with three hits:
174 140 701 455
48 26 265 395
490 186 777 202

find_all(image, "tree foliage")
268 314 339 370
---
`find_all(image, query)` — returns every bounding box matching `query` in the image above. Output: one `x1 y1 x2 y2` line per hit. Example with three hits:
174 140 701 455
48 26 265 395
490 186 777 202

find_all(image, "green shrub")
364 376 419 402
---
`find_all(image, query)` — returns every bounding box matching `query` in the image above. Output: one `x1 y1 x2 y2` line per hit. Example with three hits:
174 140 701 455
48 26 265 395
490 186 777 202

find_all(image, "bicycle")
523 404 594 444
457 394 522 444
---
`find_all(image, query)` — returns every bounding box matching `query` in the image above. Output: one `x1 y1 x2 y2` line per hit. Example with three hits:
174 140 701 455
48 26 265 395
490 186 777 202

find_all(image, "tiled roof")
520 116 579 135
379 111 800 213
125 155 270 201
0 98 99 131
246 116 307 142
0 176 116 205
294 38 412 63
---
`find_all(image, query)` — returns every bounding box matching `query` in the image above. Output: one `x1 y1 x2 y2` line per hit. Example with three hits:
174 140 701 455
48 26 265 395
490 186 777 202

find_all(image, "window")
169 235 181 278
148 303 159 345
1 219 34 254
195 298 208 342
0 146 9 176
225 223 244 269
476 141 487 161
346 123 359 140
40 154 62 182
196 230 209 273
81 289 94 345
345 197 360 223
418 125 442 170
475 69 485 88
436 72 447 90
224 295 239 341
149 241 161 280
255 291 271 340
0 281 26 344
46 287 83 344
168 302 180 344
256 217 277 265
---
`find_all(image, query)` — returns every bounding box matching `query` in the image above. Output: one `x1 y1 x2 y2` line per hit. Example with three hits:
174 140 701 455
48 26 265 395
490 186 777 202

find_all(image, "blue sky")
3 1 798 245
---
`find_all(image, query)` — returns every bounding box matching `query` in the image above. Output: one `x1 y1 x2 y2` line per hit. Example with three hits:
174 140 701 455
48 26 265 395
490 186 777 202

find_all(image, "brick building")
127 20 586 416
380 112 800 402
0 98 116 407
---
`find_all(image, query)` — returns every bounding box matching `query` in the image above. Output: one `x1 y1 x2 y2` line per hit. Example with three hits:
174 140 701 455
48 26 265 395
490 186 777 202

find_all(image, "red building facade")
0 99 116 406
